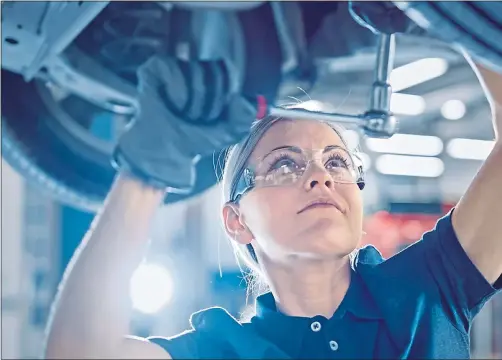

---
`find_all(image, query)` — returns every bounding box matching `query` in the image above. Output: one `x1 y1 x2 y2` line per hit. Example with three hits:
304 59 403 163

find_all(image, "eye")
268 154 300 173
325 154 350 169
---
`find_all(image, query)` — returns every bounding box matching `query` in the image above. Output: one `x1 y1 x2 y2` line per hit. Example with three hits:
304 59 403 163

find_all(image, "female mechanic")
45 52 502 359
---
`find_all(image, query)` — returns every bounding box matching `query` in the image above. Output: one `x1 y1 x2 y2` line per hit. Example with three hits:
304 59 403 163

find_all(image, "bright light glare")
130 263 174 314
296 100 325 112
390 58 448 92
376 154 444 178
390 93 426 116
441 100 466 120
447 138 495 160
366 134 443 156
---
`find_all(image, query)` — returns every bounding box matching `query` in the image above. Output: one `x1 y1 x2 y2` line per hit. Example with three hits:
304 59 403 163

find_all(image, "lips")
298 198 344 214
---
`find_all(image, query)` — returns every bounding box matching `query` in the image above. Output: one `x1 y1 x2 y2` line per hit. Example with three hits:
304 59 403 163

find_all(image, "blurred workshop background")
2 1 502 359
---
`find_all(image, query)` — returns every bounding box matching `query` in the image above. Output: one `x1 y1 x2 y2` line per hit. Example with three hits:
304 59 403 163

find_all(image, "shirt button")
329 340 339 351
310 321 322 332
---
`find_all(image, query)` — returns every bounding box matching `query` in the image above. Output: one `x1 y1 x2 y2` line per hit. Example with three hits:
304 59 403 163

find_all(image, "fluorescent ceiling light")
376 154 444 178
390 93 426 116
366 133 443 156
447 138 495 160
390 58 449 92
441 99 466 120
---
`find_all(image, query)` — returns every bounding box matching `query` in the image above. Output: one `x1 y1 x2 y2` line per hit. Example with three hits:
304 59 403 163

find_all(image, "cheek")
240 188 297 237
344 187 364 227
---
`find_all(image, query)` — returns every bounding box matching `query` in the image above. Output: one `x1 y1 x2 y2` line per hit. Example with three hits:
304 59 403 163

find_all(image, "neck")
261 255 352 318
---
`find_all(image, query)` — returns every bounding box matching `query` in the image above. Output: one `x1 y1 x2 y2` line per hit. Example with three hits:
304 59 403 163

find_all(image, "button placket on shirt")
310 321 322 332
322 319 340 355
304 317 343 358
329 340 339 351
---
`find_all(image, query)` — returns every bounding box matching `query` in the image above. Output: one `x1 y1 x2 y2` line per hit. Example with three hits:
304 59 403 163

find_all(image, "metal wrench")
269 34 398 138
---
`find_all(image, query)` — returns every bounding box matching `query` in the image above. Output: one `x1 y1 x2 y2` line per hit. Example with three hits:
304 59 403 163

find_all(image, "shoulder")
356 210 499 306
354 211 500 350
148 329 205 360
149 306 289 359
353 239 434 323
148 307 247 359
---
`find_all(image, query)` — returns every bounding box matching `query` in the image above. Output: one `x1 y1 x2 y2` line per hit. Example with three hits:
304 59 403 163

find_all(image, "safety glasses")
231 145 365 202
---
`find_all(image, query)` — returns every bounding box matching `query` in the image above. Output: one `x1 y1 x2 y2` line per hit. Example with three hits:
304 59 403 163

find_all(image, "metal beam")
2 1 109 80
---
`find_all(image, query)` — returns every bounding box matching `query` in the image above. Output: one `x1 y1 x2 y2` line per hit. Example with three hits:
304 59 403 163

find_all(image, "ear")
222 202 254 245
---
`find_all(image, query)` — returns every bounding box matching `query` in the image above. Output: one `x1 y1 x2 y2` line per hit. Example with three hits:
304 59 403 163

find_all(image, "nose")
303 163 334 191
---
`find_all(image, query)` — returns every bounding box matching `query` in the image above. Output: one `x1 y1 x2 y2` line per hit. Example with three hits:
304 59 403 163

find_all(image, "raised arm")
44 55 256 359
45 174 172 359
451 60 502 286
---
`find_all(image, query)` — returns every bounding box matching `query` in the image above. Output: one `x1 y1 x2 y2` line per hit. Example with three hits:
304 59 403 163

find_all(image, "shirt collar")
251 292 313 357
250 267 382 356
254 267 382 319
344 266 383 320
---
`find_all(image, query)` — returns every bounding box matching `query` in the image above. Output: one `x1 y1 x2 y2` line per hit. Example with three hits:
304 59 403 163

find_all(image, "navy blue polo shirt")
149 211 502 359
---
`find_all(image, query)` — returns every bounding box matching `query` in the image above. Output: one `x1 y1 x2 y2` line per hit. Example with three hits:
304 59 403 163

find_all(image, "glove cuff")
111 149 195 194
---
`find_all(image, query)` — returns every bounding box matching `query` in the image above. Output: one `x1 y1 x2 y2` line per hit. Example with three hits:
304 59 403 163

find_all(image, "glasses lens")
254 147 360 188
255 149 306 187
322 147 358 183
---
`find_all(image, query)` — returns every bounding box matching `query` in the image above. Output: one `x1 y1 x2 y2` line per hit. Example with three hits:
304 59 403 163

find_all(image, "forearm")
45 173 165 358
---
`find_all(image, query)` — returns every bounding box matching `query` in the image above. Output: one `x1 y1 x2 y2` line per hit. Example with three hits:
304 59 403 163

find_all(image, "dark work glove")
349 1 415 35
114 55 256 193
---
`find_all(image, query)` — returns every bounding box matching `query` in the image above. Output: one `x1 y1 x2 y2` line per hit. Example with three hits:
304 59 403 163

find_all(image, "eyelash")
267 153 296 172
326 153 350 168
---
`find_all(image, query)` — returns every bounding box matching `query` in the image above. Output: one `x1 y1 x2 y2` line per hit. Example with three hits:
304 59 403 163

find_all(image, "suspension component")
97 3 171 82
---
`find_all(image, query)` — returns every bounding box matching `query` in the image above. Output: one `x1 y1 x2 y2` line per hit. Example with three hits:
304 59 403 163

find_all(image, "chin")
294 223 358 257
303 216 351 235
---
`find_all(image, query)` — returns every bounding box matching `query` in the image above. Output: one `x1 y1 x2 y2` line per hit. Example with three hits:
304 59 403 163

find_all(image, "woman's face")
227 119 363 263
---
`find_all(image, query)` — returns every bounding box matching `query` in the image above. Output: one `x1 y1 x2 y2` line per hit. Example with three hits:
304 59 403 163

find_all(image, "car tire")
1 3 283 212
1 70 226 211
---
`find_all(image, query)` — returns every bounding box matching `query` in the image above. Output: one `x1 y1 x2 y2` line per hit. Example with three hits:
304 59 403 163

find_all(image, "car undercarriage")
2 1 502 210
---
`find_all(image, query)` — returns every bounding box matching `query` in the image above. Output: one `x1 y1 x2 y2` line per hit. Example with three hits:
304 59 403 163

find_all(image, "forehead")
251 119 346 160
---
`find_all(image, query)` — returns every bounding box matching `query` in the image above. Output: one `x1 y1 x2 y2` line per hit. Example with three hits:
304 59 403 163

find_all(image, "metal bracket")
2 1 109 81
2 1 397 139
269 33 398 138
43 46 138 115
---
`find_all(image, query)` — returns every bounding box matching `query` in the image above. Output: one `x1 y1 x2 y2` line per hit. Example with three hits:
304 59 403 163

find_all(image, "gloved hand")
113 55 256 193
349 1 415 35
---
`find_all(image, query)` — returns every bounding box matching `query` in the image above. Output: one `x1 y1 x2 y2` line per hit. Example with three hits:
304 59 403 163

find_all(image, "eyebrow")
323 145 346 152
261 146 301 161
269 145 302 153
262 144 346 160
